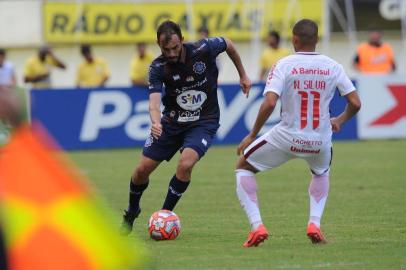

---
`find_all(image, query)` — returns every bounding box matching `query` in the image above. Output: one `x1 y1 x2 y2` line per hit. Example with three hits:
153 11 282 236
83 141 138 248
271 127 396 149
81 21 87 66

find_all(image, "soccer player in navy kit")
121 21 251 234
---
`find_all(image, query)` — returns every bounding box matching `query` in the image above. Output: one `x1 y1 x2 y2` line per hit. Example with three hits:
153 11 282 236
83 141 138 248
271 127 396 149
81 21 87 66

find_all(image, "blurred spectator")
129 42 154 87
0 85 22 145
353 30 396 74
198 26 210 39
23 46 66 89
259 30 290 81
198 26 221 69
76 45 110 88
0 49 17 88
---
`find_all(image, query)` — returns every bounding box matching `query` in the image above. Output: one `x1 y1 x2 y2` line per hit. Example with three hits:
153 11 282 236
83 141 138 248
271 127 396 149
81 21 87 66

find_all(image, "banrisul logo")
176 90 207 111
193 61 206 74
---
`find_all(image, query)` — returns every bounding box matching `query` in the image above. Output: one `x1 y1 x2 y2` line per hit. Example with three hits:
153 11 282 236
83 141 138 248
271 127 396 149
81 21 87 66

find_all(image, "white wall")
0 1 42 47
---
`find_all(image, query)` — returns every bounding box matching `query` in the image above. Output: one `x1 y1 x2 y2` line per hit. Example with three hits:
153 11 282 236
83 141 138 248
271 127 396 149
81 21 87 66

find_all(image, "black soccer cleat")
120 208 141 236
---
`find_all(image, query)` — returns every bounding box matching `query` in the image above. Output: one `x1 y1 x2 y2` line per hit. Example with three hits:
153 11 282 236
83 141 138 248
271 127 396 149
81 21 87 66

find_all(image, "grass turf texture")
69 140 406 270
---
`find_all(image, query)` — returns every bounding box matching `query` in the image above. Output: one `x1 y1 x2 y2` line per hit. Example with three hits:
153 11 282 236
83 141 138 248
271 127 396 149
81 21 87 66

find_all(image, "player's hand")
240 74 252 98
237 134 255 155
330 117 342 132
151 122 163 139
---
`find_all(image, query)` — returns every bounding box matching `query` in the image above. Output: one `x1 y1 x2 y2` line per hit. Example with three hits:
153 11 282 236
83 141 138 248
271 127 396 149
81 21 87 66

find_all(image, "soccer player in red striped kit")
235 19 361 247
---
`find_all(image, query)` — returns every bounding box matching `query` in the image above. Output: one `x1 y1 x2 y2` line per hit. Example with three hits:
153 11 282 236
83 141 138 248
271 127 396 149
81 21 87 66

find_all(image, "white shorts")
243 132 332 175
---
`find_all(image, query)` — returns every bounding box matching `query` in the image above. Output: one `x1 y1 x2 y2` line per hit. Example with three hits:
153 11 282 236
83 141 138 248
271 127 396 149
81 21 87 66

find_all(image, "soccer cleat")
307 223 326 244
120 208 141 236
243 224 269 247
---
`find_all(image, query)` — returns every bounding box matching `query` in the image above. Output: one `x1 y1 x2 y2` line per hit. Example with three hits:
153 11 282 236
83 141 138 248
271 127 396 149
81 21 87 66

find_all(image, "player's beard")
167 47 182 63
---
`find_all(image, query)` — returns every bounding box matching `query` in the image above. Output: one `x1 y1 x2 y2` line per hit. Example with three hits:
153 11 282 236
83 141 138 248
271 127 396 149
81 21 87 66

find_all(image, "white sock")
236 169 262 230
308 172 330 228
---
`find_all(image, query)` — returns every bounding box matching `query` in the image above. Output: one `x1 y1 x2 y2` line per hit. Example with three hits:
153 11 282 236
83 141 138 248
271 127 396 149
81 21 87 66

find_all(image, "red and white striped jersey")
264 52 355 147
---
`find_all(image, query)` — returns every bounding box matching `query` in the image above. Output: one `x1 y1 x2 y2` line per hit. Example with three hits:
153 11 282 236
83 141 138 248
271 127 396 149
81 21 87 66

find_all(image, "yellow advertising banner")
44 1 323 43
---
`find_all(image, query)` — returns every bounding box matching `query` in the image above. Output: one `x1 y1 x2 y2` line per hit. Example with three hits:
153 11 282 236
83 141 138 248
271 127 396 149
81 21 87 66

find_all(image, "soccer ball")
148 210 181 240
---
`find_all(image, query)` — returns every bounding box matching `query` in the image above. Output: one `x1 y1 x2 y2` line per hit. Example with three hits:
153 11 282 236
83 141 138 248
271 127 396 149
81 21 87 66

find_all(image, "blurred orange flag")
0 124 146 270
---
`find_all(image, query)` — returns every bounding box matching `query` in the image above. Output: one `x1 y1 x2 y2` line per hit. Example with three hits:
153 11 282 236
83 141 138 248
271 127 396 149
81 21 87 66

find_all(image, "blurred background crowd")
0 0 404 91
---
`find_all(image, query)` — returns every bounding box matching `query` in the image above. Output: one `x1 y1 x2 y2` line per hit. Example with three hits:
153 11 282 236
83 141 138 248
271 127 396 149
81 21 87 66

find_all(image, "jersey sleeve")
263 62 284 96
148 62 163 94
206 37 227 59
23 60 34 77
336 64 356 96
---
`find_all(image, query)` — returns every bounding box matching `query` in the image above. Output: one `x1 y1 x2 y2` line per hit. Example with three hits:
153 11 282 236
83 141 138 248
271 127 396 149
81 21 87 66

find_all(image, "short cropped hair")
292 19 318 46
198 26 209 36
0 49 5 56
156 20 182 44
268 31 281 43
80 44 91 55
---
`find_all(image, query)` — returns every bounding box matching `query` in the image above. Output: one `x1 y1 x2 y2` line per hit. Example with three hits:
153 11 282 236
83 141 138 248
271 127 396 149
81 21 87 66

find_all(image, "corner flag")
0 124 147 270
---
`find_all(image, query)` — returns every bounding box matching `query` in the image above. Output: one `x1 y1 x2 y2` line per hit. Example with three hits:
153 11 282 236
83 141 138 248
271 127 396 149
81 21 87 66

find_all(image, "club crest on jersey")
176 90 207 111
193 61 206 75
173 74 180 81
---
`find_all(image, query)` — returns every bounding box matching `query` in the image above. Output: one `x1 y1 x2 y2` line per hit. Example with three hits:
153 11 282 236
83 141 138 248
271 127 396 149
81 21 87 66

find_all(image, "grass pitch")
70 140 406 270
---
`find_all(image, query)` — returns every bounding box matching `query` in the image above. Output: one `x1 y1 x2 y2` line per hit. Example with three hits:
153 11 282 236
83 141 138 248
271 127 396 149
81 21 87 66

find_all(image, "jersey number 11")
298 91 320 129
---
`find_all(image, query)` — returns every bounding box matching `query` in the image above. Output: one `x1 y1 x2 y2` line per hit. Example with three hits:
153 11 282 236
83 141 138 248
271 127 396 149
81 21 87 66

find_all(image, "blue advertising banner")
30 84 357 150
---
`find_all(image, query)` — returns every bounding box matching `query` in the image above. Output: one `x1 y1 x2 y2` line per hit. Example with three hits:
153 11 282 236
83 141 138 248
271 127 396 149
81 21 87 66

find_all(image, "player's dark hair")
0 49 5 56
268 31 280 43
292 19 318 46
157 20 182 44
80 44 91 55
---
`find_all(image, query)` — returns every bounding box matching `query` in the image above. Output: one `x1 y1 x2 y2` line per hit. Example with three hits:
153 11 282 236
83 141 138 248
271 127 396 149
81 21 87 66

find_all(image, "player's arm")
24 73 49 83
148 62 163 139
23 61 49 83
237 92 279 155
224 38 251 97
99 61 110 87
389 46 396 72
331 91 361 132
352 54 360 71
48 50 66 69
100 75 109 87
149 92 162 139
352 45 362 71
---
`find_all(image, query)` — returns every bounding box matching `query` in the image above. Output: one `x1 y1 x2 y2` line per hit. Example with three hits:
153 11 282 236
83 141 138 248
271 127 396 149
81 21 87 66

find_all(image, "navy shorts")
143 118 220 162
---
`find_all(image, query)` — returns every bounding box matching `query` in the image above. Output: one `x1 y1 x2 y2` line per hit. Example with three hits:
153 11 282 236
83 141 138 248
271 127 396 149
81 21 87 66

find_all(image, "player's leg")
236 156 269 247
161 148 198 211
129 155 161 213
161 120 219 211
237 136 293 247
121 129 180 235
121 155 161 235
305 147 332 243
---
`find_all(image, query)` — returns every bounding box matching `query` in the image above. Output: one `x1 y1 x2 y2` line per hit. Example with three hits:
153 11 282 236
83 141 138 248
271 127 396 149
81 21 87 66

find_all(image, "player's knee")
134 163 152 180
236 156 253 171
312 169 330 177
177 158 195 175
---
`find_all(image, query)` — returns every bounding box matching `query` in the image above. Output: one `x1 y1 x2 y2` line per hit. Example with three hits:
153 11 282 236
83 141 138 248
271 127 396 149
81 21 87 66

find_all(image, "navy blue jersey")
148 37 227 123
